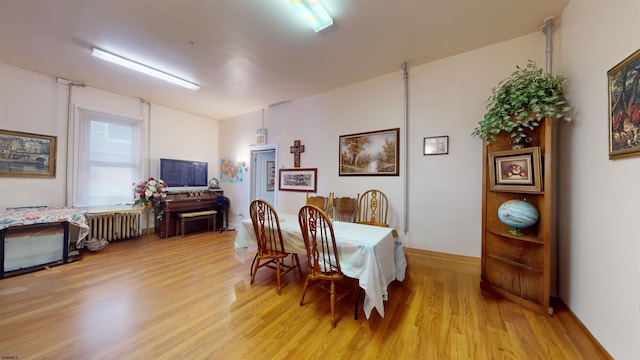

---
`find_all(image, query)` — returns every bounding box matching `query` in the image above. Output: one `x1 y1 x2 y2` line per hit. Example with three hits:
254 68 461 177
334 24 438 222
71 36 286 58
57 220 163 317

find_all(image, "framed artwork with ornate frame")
608 48 640 159
278 168 317 192
339 128 399 176
0 129 57 177
488 147 542 193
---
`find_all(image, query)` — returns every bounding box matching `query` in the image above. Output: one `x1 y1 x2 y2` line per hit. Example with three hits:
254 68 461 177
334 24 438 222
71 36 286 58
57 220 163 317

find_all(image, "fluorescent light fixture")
289 0 333 32
90 47 200 91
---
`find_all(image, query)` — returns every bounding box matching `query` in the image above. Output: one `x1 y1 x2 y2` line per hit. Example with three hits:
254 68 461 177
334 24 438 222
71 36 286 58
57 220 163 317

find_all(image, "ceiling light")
90 47 200 91
289 0 333 33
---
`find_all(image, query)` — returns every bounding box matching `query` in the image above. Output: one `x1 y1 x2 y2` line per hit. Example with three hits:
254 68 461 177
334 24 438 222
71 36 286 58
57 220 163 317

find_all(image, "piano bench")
176 210 217 237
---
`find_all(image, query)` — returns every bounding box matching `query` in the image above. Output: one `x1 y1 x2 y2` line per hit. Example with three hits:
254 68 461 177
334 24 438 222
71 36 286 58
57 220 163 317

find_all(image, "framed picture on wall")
0 129 57 177
266 160 275 191
423 135 449 155
608 48 640 159
278 168 317 192
339 128 399 176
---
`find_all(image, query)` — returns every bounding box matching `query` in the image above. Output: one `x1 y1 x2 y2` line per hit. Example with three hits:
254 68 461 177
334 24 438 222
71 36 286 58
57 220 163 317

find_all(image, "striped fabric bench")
176 210 217 237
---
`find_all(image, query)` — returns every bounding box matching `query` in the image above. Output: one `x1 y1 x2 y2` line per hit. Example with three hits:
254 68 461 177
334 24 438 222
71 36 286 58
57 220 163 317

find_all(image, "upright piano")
155 189 224 238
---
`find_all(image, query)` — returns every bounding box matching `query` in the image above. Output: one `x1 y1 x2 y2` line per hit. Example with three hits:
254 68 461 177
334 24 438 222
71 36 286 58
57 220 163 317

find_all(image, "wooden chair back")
298 204 349 327
305 192 334 217
332 195 358 222
356 189 389 227
249 199 301 295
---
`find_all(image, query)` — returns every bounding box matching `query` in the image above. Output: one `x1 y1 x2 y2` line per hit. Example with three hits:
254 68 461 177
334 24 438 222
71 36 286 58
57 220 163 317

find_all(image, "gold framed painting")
0 129 57 177
488 147 542 193
339 128 399 176
608 48 640 159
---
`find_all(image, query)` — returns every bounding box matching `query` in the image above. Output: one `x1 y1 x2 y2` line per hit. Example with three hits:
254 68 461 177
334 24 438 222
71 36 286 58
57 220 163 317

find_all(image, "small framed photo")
278 168 317 192
0 129 57 177
488 147 542 193
608 48 640 159
423 135 449 155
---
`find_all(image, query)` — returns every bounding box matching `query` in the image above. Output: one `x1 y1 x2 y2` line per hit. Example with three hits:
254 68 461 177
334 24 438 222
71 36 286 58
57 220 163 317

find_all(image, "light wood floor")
0 231 610 359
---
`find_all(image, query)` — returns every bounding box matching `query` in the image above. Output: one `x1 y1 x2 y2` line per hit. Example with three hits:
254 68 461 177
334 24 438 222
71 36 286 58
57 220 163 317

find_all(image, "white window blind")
75 109 142 207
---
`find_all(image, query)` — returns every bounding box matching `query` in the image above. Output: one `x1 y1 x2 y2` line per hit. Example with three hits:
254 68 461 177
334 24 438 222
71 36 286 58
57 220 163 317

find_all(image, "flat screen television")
160 158 208 190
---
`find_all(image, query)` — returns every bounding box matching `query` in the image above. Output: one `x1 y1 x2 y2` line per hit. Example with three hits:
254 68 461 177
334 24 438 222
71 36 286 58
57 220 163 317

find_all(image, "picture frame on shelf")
339 128 399 176
0 129 57 177
278 168 317 192
488 146 542 193
608 48 640 159
423 135 449 155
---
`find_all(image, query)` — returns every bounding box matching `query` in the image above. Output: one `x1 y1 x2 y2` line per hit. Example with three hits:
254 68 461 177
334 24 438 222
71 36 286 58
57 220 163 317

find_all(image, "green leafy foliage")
471 61 572 144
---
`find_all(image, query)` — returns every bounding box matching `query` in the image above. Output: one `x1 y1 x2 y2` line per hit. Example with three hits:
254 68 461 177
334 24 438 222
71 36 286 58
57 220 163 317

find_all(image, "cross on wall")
290 140 305 168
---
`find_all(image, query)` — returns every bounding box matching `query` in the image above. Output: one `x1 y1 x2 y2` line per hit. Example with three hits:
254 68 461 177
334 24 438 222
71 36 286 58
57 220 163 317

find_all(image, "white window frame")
73 108 143 207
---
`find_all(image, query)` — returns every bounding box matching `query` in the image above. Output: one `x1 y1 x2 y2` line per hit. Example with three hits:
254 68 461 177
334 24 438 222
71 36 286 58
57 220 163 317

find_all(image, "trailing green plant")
472 60 572 144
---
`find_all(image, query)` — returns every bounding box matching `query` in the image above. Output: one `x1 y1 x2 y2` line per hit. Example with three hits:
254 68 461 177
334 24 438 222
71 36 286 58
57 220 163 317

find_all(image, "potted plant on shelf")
471 60 572 145
132 177 168 219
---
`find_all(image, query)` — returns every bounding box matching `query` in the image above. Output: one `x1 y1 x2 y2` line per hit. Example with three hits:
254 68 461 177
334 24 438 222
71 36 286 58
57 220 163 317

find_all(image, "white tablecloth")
234 213 407 319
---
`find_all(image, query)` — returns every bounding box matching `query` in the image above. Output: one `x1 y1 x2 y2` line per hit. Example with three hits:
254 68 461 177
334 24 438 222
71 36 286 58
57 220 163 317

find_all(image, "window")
75 109 142 207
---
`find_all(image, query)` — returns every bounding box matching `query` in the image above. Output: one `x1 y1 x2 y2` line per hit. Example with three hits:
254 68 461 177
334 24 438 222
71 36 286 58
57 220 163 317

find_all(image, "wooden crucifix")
290 140 305 168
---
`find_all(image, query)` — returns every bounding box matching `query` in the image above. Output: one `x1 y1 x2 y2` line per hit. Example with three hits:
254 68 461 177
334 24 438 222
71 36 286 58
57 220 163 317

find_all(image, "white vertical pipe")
147 101 152 177
543 17 554 75
402 63 409 234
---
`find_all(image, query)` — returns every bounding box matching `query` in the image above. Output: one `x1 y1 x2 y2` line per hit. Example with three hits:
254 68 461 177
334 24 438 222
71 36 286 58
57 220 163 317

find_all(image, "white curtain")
74 109 142 207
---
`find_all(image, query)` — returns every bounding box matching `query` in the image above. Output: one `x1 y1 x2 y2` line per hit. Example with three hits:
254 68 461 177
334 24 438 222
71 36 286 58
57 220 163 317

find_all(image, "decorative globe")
497 199 539 236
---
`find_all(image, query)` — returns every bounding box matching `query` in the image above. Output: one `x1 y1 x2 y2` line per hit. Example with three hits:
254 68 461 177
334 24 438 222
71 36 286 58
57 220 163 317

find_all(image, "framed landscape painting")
339 128 399 176
0 129 57 177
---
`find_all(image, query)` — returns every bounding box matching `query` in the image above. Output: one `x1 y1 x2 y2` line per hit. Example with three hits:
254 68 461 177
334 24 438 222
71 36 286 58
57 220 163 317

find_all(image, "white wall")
0 63 219 215
558 1 640 359
0 65 68 208
149 104 219 181
219 32 547 258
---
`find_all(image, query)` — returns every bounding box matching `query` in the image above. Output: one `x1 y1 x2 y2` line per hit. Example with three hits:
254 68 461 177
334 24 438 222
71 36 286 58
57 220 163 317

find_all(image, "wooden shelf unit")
480 118 557 315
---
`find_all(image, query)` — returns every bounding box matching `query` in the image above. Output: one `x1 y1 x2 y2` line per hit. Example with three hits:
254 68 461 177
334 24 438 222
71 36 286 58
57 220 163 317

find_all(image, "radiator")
86 211 142 241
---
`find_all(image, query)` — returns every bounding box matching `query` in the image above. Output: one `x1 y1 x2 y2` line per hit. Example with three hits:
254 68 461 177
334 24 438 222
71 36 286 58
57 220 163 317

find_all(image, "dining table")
234 213 407 319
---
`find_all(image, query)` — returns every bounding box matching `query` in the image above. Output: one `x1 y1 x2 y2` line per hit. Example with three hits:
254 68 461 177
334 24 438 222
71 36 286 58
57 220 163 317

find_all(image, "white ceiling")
0 0 568 120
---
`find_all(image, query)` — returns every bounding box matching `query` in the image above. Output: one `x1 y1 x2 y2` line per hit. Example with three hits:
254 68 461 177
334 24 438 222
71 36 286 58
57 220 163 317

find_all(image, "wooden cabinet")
480 118 557 314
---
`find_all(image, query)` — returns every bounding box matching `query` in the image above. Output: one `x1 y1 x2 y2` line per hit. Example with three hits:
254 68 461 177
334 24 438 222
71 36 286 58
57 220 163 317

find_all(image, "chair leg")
250 258 261 285
354 286 362 320
250 253 258 276
300 277 310 306
330 281 336 328
276 259 282 295
293 254 303 278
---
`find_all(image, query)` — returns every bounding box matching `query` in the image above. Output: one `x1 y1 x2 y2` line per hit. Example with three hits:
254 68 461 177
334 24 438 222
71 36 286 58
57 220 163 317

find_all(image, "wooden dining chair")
332 195 358 222
356 189 389 227
298 204 353 328
305 192 334 217
249 199 302 295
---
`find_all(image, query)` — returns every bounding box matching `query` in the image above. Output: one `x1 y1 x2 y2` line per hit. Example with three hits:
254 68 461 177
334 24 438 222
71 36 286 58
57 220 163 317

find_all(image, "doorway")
250 145 277 206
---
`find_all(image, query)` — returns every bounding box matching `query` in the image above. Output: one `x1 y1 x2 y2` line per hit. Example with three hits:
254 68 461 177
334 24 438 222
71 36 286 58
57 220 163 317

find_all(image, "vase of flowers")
132 177 168 219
